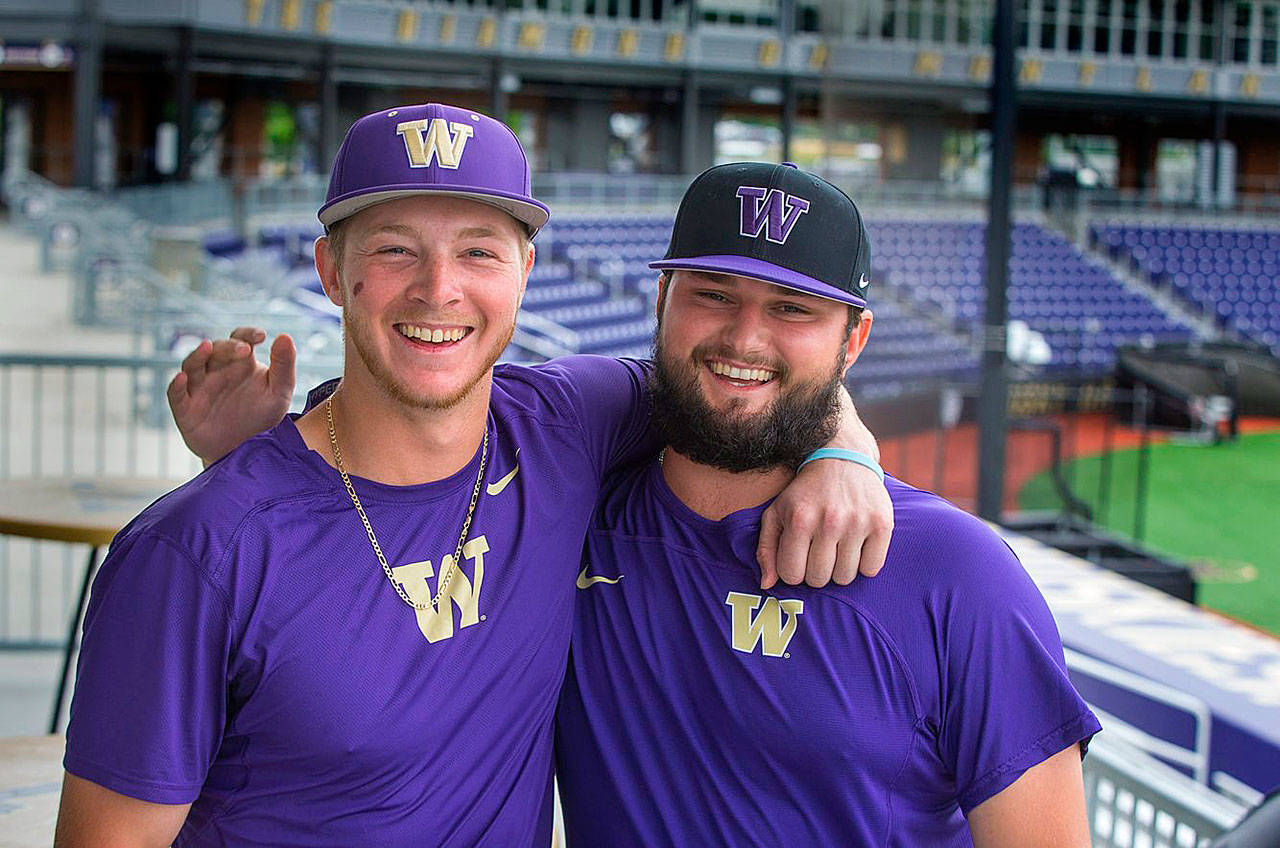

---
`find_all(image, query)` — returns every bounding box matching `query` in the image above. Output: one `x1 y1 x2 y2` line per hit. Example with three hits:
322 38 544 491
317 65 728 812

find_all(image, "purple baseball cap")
650 162 870 307
319 103 550 235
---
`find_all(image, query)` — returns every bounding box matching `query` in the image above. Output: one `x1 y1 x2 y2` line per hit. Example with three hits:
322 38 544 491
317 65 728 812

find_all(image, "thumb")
756 509 782 590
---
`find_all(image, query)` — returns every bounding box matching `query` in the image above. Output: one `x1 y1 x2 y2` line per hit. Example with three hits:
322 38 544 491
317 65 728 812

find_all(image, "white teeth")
709 361 774 383
399 325 466 343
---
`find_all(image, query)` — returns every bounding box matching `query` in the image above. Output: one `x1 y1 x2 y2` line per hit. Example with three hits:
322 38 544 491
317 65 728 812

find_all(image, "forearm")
830 387 880 462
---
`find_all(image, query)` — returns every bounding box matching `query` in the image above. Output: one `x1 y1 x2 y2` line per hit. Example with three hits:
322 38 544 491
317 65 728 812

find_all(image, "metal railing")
0 351 343 647
0 354 200 647
1084 733 1248 847
1067 648 1215 787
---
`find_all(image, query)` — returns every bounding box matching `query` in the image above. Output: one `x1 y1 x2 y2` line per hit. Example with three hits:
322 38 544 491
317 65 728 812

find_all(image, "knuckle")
819 511 844 534
789 505 817 528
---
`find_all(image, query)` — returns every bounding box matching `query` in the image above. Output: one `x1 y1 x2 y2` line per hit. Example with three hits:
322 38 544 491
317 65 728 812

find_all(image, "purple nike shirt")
557 462 1100 846
65 356 652 847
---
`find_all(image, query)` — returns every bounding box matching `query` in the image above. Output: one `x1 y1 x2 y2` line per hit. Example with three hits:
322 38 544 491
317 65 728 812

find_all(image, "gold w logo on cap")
397 118 474 169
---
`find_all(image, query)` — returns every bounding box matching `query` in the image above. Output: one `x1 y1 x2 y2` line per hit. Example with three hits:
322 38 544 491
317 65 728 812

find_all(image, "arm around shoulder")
54 772 191 848
758 386 892 588
966 743 1092 848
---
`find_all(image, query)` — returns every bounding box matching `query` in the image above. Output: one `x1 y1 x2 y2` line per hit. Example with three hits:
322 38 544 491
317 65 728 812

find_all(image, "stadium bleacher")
874 220 1198 373
1094 222 1280 356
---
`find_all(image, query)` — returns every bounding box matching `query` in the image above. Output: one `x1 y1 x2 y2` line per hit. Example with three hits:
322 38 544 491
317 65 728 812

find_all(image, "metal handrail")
1066 647 1213 785
516 308 581 351
1084 732 1247 845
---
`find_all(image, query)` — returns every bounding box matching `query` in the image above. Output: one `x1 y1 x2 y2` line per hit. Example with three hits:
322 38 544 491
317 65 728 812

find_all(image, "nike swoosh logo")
576 565 623 589
858 273 870 289
486 448 519 496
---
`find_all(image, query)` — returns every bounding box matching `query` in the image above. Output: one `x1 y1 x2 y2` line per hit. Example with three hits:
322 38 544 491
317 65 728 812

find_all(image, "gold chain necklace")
326 394 488 611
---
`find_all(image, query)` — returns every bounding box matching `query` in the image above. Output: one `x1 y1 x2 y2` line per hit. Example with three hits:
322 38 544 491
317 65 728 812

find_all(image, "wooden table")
0 734 64 847
0 478 186 732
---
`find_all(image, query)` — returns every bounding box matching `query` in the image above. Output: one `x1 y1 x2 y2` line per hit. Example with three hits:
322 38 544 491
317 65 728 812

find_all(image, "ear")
314 236 344 308
654 273 669 322
517 242 535 309
840 309 873 378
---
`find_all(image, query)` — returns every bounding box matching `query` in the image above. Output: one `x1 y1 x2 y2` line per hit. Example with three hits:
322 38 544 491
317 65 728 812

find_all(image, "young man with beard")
54 108 889 846
555 162 1101 847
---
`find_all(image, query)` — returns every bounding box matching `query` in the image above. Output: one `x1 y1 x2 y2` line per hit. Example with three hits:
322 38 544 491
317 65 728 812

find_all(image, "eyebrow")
686 270 737 285
686 271 823 303
364 224 416 238
359 223 514 244
457 226 506 240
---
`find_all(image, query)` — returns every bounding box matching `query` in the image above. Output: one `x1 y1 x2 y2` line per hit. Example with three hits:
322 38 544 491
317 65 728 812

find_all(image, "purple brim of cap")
319 184 551 233
649 255 867 308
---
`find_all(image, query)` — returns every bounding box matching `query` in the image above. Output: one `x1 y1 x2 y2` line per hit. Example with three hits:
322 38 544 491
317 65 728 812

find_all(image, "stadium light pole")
976 0 1016 522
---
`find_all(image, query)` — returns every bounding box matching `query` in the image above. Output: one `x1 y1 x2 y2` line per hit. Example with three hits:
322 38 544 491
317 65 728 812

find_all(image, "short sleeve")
532 355 658 478
935 529 1101 814
63 531 234 804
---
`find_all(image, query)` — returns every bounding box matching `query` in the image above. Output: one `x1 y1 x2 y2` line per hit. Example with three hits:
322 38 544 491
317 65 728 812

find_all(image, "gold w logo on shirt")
724 592 804 658
390 536 489 643
396 117 475 169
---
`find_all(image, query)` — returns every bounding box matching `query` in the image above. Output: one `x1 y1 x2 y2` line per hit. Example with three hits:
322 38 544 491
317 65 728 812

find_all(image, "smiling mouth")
706 359 777 385
396 323 473 347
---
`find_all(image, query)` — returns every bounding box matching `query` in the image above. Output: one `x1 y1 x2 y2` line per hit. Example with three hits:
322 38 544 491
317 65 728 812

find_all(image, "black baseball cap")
650 162 871 308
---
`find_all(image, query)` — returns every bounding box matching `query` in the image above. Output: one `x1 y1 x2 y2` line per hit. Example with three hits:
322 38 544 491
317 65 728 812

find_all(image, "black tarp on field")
1115 341 1280 429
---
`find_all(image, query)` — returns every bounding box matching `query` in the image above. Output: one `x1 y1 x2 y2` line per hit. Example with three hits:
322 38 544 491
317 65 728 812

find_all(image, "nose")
721 302 770 355
406 252 463 309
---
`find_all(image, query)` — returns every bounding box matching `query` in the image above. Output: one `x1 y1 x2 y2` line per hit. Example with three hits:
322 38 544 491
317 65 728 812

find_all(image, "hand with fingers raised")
167 327 297 466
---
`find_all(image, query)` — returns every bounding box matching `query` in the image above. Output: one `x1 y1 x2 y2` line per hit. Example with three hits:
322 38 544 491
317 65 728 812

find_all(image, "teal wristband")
798 448 885 482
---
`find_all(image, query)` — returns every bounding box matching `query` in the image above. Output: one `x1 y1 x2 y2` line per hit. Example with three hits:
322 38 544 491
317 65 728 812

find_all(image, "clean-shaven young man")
556 162 1102 847
54 106 890 846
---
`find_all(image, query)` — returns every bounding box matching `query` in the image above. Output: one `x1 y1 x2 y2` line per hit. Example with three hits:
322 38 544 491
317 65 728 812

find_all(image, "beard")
343 301 515 411
648 331 845 473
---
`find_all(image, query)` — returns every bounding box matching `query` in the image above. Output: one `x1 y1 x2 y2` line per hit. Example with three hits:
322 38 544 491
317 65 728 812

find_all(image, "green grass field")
1017 430 1280 636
